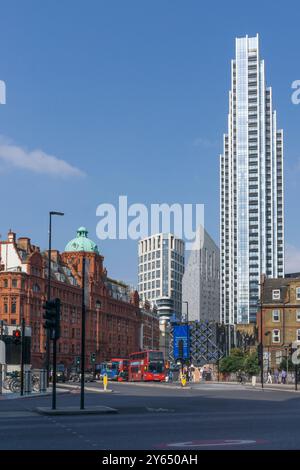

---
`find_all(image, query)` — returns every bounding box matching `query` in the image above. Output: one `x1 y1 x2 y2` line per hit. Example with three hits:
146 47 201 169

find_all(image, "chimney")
7 230 16 243
17 237 31 252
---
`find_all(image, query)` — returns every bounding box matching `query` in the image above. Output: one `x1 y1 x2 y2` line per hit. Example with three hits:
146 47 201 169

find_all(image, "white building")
220 35 284 325
138 233 185 319
182 227 220 322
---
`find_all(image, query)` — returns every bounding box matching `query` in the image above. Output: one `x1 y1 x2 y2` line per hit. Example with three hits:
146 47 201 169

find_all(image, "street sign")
0 340 5 364
173 325 190 360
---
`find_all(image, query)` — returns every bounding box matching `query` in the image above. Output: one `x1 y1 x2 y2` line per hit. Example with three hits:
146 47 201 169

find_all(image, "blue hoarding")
173 325 190 360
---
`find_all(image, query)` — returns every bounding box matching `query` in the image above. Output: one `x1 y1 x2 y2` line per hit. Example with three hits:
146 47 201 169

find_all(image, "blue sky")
0 0 300 284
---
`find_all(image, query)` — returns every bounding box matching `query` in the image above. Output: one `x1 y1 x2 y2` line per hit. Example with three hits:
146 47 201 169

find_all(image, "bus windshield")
148 362 164 373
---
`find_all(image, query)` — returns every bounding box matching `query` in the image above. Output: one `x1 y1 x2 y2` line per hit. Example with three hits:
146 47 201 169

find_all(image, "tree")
279 357 295 372
244 352 260 376
219 349 260 376
219 348 245 373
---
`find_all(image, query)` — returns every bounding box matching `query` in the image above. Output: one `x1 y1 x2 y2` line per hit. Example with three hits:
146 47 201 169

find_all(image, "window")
272 289 280 301
12 279 17 288
3 279 8 288
296 287 300 300
296 310 300 322
11 301 16 314
297 329 300 343
272 329 280 343
272 310 280 322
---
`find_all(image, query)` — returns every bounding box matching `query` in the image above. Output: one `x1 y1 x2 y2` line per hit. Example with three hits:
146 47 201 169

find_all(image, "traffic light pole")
80 256 86 410
52 337 57 410
20 318 25 396
46 211 64 387
260 283 264 389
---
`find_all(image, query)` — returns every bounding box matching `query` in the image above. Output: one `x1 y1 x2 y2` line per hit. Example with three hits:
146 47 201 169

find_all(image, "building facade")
182 227 220 322
0 228 159 370
138 233 185 320
257 276 300 369
139 301 160 351
220 34 284 325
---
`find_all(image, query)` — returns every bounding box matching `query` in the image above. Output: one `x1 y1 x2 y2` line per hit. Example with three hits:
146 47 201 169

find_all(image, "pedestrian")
266 371 273 384
274 369 279 384
281 369 287 384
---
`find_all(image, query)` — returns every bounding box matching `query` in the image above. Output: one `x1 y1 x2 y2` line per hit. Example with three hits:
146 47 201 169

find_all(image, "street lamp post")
46 211 64 386
182 301 189 374
265 331 271 373
95 300 101 376
80 255 86 410
182 301 189 324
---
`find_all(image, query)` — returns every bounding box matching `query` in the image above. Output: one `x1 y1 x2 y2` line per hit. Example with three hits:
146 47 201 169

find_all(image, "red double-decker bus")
110 357 130 381
128 350 165 382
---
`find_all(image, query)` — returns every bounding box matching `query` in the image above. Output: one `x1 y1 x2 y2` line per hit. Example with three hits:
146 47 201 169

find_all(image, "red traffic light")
13 329 21 338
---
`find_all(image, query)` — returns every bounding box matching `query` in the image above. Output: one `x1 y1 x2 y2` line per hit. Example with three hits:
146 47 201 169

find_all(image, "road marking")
160 439 266 448
146 407 175 413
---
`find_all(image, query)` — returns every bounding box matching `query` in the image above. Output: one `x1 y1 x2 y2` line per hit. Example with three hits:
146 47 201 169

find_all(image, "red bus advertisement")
129 350 165 382
110 357 130 381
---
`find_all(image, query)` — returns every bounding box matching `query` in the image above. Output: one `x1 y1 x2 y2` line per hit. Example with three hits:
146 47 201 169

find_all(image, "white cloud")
0 136 85 178
285 244 300 274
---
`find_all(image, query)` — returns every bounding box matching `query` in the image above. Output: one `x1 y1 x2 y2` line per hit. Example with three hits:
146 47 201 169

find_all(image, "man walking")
281 369 287 384
266 370 273 384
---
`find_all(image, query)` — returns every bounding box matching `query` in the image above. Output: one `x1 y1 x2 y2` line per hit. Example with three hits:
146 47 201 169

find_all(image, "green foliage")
279 357 295 371
244 352 260 376
219 348 260 375
219 348 245 373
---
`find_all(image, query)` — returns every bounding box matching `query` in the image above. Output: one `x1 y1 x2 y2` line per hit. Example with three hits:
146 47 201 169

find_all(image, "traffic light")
75 356 81 366
43 298 61 340
178 339 184 360
12 329 21 345
90 352 96 364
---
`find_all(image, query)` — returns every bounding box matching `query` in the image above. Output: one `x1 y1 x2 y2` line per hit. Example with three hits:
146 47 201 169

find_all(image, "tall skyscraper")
220 34 284 325
182 227 220 322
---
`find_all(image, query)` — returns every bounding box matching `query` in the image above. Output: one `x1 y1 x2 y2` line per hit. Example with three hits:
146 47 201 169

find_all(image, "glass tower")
220 35 284 324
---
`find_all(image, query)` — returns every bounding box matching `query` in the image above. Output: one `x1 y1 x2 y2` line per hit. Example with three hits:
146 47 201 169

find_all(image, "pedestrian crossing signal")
13 329 21 345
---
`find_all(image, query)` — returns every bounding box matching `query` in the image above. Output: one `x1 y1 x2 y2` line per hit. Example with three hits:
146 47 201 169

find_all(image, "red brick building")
0 228 159 371
139 301 160 351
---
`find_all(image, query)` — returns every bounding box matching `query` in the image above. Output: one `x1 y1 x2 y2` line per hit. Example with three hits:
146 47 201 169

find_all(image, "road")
1 381 300 450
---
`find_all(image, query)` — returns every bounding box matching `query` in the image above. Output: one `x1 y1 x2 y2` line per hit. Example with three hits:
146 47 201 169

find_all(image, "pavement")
1 381 300 450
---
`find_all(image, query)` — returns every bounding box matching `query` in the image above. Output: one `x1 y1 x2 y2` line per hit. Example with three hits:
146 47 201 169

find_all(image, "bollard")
24 370 32 394
103 373 108 391
39 369 47 393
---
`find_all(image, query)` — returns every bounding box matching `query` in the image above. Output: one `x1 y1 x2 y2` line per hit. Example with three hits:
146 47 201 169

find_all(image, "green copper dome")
65 227 99 254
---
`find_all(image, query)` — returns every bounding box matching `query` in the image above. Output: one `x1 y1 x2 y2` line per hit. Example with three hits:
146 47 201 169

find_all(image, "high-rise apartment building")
182 227 220 322
138 233 185 319
220 35 284 325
